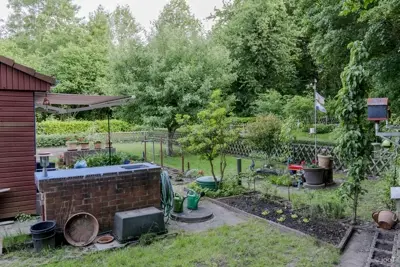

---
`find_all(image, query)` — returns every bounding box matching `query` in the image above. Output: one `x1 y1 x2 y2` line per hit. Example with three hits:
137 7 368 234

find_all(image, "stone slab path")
339 229 375 267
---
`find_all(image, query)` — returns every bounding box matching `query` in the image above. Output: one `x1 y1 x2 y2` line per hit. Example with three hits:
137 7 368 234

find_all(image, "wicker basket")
64 212 99 247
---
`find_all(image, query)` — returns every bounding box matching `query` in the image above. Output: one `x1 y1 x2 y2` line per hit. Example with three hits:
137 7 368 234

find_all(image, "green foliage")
36 120 133 135
187 175 246 198
269 175 293 187
380 166 400 211
255 91 286 117
79 152 141 167
245 115 282 154
213 0 300 114
283 95 314 122
113 2 236 154
335 42 373 224
301 124 336 134
178 90 240 184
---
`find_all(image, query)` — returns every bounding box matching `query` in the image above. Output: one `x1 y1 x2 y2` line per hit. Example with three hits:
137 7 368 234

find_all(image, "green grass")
113 142 274 177
293 131 335 143
3 233 30 249
1 222 340 267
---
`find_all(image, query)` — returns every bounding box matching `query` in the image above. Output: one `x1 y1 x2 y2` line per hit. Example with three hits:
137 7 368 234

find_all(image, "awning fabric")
34 93 134 114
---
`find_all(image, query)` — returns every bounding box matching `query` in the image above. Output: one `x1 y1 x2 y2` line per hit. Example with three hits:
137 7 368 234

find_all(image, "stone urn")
303 167 325 185
373 210 398 230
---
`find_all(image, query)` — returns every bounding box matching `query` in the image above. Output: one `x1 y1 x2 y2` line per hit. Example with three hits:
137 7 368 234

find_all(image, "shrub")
187 175 246 198
245 115 282 154
301 124 336 134
36 120 133 135
36 134 86 147
269 175 293 186
79 152 142 167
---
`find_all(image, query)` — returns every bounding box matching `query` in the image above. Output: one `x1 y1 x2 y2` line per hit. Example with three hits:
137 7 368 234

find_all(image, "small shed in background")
0 56 55 219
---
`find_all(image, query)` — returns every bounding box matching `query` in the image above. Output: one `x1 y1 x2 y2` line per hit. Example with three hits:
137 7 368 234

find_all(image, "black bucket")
30 221 56 252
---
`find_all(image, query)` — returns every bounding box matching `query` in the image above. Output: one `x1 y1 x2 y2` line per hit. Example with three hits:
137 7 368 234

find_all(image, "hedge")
36 120 134 135
301 124 336 134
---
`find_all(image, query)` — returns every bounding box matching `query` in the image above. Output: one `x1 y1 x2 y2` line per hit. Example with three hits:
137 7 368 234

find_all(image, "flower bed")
219 193 348 246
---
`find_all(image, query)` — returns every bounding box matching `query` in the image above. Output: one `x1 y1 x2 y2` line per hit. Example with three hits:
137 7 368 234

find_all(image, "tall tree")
109 5 141 45
212 0 300 115
113 1 236 155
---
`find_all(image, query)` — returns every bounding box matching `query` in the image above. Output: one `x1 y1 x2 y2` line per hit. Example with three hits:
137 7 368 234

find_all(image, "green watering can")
173 193 186 213
186 189 205 210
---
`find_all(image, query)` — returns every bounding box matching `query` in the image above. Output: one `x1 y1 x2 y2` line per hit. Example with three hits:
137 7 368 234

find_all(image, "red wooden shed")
0 56 55 219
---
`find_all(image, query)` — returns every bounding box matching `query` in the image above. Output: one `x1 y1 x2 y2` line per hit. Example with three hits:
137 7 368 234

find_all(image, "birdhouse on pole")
367 98 389 122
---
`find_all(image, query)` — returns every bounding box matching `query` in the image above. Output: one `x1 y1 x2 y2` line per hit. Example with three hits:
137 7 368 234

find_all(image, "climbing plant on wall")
335 41 373 224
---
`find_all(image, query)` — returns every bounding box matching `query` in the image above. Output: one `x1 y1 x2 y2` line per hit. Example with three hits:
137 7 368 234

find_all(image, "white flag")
315 101 327 113
315 92 325 105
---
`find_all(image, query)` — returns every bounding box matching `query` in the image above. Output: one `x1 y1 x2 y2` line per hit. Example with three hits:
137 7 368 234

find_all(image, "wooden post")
144 134 147 162
187 162 190 171
160 138 164 167
181 153 184 173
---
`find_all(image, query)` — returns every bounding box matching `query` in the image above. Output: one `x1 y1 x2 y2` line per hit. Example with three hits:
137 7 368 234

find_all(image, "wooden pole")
144 134 147 162
181 153 184 173
160 138 164 167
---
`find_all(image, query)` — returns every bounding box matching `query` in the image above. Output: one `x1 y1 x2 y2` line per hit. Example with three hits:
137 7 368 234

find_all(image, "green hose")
160 170 174 223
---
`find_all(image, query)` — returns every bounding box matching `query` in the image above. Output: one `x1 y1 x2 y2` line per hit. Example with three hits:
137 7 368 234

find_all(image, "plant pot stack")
318 154 334 187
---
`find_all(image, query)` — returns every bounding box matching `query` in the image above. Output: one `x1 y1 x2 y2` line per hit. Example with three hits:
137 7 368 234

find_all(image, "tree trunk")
219 154 227 189
209 159 218 188
167 129 175 156
351 193 358 225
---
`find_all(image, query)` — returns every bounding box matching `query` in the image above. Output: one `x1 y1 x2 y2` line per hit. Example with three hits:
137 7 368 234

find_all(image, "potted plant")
94 140 102 150
66 137 78 151
303 163 325 185
78 137 90 150
317 148 333 169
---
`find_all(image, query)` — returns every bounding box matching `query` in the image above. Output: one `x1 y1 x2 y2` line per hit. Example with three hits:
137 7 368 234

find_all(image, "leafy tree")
177 90 239 187
254 91 286 117
212 0 300 114
283 95 314 122
113 1 235 155
335 41 373 224
246 115 282 156
109 5 142 46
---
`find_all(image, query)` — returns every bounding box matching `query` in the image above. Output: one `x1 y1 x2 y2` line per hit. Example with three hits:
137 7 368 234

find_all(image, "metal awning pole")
108 110 111 165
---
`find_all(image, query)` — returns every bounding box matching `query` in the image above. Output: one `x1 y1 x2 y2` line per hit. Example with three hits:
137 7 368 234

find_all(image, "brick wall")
37 168 161 231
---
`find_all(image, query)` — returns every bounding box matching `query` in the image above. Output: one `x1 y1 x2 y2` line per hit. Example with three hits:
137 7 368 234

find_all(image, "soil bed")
219 193 348 246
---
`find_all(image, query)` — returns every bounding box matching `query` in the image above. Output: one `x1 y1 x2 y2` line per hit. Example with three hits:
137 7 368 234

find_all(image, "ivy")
335 41 373 224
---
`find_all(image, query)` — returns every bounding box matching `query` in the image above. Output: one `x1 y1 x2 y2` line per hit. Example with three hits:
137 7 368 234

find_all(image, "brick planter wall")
37 168 161 230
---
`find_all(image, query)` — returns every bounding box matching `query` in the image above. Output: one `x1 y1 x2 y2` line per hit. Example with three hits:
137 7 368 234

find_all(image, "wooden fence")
95 131 393 176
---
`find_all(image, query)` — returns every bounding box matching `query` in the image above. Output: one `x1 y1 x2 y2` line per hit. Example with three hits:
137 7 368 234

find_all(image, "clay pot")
303 167 325 185
318 154 333 169
94 142 102 150
66 141 78 151
80 142 90 150
372 210 398 230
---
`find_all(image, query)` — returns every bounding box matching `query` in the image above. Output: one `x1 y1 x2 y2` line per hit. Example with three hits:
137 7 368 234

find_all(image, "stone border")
206 196 354 252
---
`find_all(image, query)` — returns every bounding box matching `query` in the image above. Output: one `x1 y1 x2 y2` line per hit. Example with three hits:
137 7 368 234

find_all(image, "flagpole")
314 79 317 163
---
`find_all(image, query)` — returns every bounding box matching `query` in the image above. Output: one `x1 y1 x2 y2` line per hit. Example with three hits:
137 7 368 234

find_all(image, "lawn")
292 131 335 144
113 142 273 177
1 221 340 267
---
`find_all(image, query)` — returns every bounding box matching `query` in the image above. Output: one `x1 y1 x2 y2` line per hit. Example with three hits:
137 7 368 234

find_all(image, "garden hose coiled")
160 170 174 223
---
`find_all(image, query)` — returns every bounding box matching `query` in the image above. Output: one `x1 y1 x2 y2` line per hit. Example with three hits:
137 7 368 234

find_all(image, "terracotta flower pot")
318 154 333 169
372 210 398 230
80 142 90 150
66 141 78 151
303 167 325 185
94 142 102 150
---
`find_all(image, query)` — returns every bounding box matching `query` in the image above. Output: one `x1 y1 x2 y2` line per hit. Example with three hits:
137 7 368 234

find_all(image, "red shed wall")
0 62 51 92
0 90 36 218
